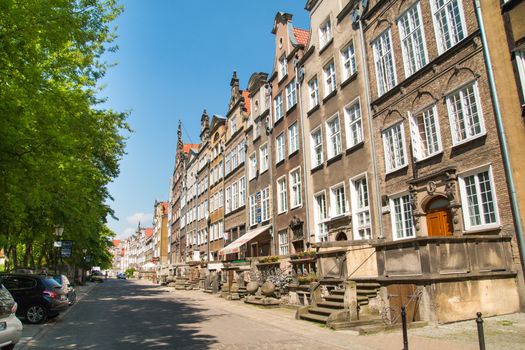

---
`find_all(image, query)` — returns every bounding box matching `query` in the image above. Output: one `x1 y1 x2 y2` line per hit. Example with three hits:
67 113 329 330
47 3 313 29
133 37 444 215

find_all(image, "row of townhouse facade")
112 201 169 275
166 0 525 324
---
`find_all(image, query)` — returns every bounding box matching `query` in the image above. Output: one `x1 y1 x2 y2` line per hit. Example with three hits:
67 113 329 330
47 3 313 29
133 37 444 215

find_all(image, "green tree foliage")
0 0 129 270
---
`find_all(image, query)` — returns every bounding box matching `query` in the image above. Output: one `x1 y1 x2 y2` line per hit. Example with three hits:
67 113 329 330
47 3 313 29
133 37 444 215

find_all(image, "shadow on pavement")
27 280 218 349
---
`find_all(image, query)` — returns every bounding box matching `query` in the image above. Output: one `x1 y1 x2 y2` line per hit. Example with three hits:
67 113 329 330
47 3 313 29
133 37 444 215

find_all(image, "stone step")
300 312 329 324
356 282 380 289
309 307 337 316
317 301 345 309
330 289 345 295
320 278 344 285
325 294 344 302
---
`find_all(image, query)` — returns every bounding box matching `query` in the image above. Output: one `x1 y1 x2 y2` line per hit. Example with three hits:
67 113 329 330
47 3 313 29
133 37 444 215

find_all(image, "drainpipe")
358 20 384 239
268 83 277 257
295 62 311 247
474 0 525 269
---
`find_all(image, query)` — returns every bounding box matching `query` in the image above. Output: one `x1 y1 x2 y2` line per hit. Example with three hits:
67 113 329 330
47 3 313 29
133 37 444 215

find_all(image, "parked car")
90 271 104 283
116 272 126 280
0 274 68 324
0 284 23 350
52 275 76 305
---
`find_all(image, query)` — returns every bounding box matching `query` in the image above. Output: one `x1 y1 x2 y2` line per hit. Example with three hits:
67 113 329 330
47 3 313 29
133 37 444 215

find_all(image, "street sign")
60 240 73 258
53 241 62 248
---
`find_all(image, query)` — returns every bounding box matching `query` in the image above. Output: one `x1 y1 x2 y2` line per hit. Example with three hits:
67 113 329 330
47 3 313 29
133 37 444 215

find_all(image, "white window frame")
231 117 237 134
232 182 239 211
261 186 271 222
313 191 328 243
330 183 347 218
350 174 371 240
289 168 302 209
408 105 442 161
239 177 246 207
446 81 486 146
382 122 408 173
277 176 288 214
276 132 285 163
319 17 332 49
372 29 397 96
326 113 342 159
259 143 269 174
286 78 297 110
249 152 257 180
398 2 428 78
458 165 499 231
288 122 299 155
311 127 323 168
323 60 337 97
516 46 525 104
249 194 257 227
279 54 288 80
308 77 319 110
279 230 289 256
344 98 363 149
274 93 284 122
341 42 357 81
430 0 467 55
225 186 231 213
390 192 415 240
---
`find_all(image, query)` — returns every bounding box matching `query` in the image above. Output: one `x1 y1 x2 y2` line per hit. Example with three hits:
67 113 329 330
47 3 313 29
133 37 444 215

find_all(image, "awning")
219 225 271 255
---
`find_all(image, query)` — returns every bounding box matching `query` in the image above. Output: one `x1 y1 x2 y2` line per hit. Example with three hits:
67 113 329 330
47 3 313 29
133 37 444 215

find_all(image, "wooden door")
387 284 421 324
427 210 452 236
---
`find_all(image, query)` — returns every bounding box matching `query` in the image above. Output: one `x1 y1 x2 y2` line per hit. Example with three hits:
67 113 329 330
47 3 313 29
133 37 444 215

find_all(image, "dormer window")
319 17 332 49
279 54 287 80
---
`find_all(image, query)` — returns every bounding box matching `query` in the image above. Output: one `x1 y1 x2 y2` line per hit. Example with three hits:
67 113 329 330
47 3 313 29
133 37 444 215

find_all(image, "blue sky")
102 1 310 239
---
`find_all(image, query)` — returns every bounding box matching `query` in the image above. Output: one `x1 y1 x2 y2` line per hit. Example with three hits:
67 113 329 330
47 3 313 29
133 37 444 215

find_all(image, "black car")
0 274 68 324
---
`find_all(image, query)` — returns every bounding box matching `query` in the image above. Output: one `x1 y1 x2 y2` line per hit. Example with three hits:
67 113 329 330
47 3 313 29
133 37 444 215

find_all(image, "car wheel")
25 305 47 324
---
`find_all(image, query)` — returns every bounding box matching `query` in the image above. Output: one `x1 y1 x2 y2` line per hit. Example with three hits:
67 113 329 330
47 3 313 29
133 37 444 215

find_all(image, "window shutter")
408 114 422 161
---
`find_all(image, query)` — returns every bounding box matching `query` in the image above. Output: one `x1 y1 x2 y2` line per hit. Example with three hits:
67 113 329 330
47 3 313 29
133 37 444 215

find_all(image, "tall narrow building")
269 13 309 256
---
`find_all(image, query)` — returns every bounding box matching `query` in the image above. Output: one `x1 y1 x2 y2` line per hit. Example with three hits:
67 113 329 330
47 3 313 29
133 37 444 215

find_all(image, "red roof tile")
145 228 153 239
182 144 199 154
162 201 168 213
113 239 120 247
242 90 251 113
293 28 310 46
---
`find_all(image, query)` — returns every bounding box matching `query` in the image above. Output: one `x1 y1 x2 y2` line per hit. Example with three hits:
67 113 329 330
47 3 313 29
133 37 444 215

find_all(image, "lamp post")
82 248 88 284
54 225 64 274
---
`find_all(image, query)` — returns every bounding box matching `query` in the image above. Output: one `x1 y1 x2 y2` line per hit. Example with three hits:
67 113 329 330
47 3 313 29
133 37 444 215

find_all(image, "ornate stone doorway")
426 197 453 237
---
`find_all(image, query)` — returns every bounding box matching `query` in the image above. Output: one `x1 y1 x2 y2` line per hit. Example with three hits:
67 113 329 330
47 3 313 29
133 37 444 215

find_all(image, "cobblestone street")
19 279 525 349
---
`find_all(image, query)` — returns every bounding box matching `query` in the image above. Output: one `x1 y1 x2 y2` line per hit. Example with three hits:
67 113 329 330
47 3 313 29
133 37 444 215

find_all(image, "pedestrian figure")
105 271 108 280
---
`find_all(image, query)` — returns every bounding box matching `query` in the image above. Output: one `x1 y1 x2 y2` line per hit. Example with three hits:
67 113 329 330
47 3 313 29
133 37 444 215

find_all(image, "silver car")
0 285 22 350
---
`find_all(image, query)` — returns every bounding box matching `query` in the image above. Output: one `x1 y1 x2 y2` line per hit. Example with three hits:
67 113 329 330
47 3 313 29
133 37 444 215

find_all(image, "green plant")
297 272 317 285
125 268 136 278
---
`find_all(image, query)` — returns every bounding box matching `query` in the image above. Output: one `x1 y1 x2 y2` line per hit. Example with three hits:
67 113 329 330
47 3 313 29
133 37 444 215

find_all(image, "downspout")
474 0 525 269
268 83 277 257
295 62 311 247
359 20 384 239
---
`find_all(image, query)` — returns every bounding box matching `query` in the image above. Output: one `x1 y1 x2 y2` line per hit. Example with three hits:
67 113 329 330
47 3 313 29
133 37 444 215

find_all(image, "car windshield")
52 275 63 284
43 277 62 289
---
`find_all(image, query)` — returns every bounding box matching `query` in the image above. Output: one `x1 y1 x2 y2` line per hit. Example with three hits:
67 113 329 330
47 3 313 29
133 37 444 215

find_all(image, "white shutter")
408 113 422 161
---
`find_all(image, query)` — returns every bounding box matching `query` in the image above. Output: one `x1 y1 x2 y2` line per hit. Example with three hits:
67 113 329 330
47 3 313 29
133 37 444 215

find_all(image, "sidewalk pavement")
17 281 98 350
152 280 525 350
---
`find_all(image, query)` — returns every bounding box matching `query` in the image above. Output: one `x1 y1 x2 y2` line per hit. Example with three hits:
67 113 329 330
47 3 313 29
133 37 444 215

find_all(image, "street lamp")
54 225 64 274
82 248 88 284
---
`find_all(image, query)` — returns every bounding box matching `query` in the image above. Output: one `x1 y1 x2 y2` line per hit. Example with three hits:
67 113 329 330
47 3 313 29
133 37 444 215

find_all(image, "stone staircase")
298 280 382 329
